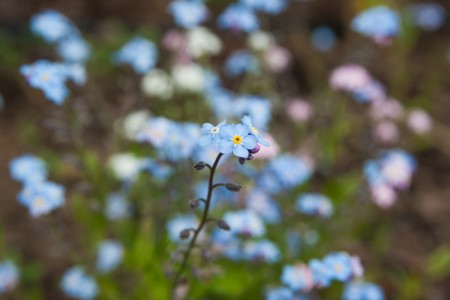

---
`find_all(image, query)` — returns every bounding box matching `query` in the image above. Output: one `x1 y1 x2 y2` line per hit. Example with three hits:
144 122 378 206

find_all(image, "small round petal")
242 135 258 149
235 123 250 137
219 140 234 154
199 134 213 146
233 144 250 158
200 123 214 135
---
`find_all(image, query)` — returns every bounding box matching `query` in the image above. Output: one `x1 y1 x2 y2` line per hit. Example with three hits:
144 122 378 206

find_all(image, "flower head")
218 124 257 158
18 181 65 217
0 261 19 294
169 0 208 29
96 240 124 273
61 267 98 300
199 120 227 146
114 37 158 74
218 3 259 32
241 115 270 147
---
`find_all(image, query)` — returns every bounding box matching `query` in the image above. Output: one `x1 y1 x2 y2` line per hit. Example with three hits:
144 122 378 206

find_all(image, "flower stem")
172 153 223 289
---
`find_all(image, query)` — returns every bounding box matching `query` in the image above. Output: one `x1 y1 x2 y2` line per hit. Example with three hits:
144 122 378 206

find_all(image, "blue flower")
56 37 91 63
223 210 265 237
145 159 174 180
265 287 294 300
233 95 272 129
20 60 70 105
296 193 333 218
343 281 385 300
105 193 131 221
169 0 208 29
218 124 258 158
30 10 76 43
114 37 158 74
323 252 353 282
351 6 400 40
246 189 280 223
241 115 270 146
199 119 227 146
9 154 47 184
242 240 280 263
17 181 65 217
218 3 259 32
309 259 332 287
96 240 124 273
60 266 98 300
409 3 446 32
281 264 313 291
160 122 200 162
224 50 258 77
0 261 19 294
311 26 336 52
241 0 287 15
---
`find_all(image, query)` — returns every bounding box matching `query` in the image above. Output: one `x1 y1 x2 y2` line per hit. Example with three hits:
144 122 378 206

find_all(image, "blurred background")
1 0 450 299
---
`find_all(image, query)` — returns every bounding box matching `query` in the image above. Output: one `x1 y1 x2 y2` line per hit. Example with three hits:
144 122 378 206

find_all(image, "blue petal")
233 145 249 158
220 124 235 139
235 124 249 137
199 135 212 146
219 140 234 154
258 136 270 147
242 135 257 149
241 115 252 127
218 119 227 127
200 123 214 135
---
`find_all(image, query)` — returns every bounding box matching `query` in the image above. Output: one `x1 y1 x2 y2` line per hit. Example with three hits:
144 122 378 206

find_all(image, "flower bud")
217 219 231 231
189 199 200 209
239 157 246 165
225 182 242 192
179 229 192 240
194 161 206 170
247 154 254 160
249 144 260 154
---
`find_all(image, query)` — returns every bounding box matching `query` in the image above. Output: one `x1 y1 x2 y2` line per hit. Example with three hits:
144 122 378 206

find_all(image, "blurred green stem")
172 153 223 290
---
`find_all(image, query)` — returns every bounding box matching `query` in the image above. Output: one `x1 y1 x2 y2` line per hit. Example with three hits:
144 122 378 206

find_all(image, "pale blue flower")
242 240 280 262
409 3 446 31
218 124 258 158
57 37 91 63
265 287 294 300
105 193 131 221
224 50 258 77
218 3 259 32
246 189 280 223
30 10 76 43
96 240 124 273
199 119 227 146
167 214 198 242
18 181 65 217
233 95 272 129
9 154 47 184
114 37 158 74
323 252 353 282
281 264 313 291
296 193 333 218
343 281 385 300
311 26 336 52
169 0 208 29
61 266 98 300
352 6 400 39
241 115 270 146
309 259 332 287
0 261 19 294
241 0 287 15
223 210 265 237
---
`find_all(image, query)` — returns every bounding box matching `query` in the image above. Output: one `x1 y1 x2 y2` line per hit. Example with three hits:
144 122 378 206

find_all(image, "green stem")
172 153 224 289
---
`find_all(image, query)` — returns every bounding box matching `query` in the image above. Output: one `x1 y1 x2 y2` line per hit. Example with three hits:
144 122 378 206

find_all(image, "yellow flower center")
252 127 259 135
233 135 243 145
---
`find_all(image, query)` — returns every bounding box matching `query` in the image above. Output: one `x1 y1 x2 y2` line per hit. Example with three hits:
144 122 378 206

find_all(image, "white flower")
120 110 150 140
247 31 274 51
108 153 145 181
407 109 432 134
172 64 205 92
141 69 173 99
186 27 222 58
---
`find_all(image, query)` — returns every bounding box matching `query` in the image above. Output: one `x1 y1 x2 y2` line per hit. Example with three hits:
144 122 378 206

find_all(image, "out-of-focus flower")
96 240 124 273
114 37 158 74
137 116 173 148
248 31 274 51
18 181 65 217
162 29 186 51
141 69 173 99
242 0 287 15
172 64 205 92
264 45 291 73
169 0 208 29
311 26 336 52
370 99 404 120
56 36 91 64
167 214 198 242
329 64 372 93
105 193 131 221
218 124 258 158
242 240 280 262
60 267 98 300
352 80 386 103
408 3 446 32
186 27 222 58
30 10 75 43
370 183 397 208
218 3 259 32
407 109 432 134
242 115 270 147
120 110 151 140
223 210 265 237
296 193 334 218
224 50 258 77
343 281 385 300
352 6 400 41
10 154 47 184
281 264 314 291
0 261 19 294
108 153 145 181
373 121 399 143
246 189 280 223
285 99 313 122
199 120 227 146
265 287 294 300
309 259 332 287
323 252 353 282
351 256 364 278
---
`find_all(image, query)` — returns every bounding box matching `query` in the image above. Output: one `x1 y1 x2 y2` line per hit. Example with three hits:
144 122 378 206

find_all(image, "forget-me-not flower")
18 181 65 217
218 3 259 32
169 0 208 29
199 119 227 146
218 123 258 158
9 154 47 184
60 266 98 300
114 37 158 74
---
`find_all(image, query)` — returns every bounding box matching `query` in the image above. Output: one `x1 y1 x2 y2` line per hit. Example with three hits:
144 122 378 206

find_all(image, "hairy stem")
172 153 223 288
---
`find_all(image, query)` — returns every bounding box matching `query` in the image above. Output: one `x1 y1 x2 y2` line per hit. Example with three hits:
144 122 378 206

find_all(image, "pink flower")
370 98 404 120
370 184 397 208
264 45 291 73
407 109 432 134
285 99 313 122
373 121 399 143
329 64 372 92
